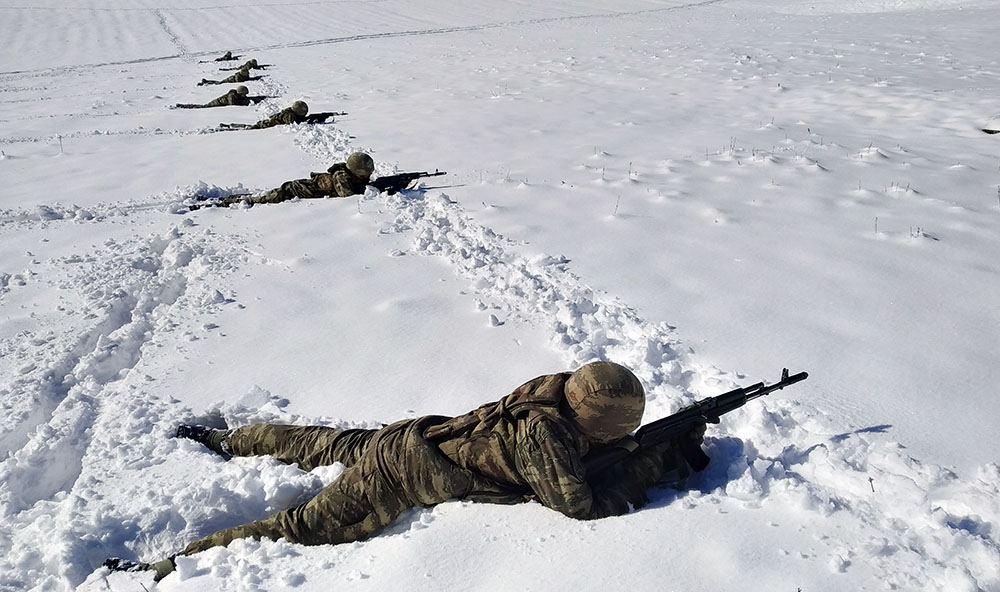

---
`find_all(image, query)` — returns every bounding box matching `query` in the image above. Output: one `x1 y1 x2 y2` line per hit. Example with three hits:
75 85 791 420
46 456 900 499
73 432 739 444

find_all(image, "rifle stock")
186 193 253 211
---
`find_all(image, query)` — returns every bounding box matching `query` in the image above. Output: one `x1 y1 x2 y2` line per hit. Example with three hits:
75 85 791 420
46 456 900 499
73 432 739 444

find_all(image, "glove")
675 422 709 472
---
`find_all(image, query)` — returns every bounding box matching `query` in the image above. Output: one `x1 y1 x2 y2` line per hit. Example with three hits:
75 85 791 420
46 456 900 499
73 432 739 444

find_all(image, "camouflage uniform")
179 373 693 555
248 107 305 130
251 163 368 204
176 89 251 109
223 60 262 71
200 69 258 86
215 51 236 62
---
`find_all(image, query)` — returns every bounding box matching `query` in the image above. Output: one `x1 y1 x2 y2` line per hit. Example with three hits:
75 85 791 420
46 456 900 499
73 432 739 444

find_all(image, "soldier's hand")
677 422 710 472
687 422 707 444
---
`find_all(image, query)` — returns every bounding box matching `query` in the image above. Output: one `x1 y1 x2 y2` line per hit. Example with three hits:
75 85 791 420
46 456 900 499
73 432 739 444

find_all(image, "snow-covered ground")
2 1 998 590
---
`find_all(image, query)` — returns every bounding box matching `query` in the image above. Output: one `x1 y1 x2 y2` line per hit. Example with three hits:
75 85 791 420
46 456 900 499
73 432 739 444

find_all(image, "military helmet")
292 100 309 116
346 152 375 177
248 58 258 68
235 85 249 95
564 361 645 444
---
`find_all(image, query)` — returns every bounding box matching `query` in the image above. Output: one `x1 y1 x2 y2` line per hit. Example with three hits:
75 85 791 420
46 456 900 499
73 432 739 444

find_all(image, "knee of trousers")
397 440 473 506
272 462 408 546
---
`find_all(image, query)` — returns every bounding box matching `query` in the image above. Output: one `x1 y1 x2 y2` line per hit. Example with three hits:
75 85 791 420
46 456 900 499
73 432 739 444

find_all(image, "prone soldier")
188 152 374 211
248 100 309 129
217 101 344 131
220 58 269 71
253 152 374 203
198 66 262 86
105 361 707 581
174 86 271 109
213 51 238 62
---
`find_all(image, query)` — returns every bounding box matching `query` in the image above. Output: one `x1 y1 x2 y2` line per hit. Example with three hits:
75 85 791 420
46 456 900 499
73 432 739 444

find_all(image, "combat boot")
175 424 231 457
104 557 176 581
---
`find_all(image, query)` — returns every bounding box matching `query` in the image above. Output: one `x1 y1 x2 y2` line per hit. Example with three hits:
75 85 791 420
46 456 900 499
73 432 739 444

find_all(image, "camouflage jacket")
315 163 368 197
252 164 367 205
205 89 251 108
425 373 678 519
250 107 304 130
221 69 251 84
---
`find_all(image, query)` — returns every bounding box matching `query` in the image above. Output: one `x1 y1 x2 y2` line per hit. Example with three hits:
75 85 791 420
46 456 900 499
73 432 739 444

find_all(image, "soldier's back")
424 373 581 492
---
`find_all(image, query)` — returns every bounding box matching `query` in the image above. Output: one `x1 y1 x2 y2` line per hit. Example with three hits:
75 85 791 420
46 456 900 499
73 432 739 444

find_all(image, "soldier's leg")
179 461 408 556
174 103 204 109
224 424 377 471
250 182 294 204
252 180 317 204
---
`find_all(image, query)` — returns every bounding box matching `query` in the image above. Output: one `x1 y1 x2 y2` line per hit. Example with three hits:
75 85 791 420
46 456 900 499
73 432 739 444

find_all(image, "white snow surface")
2 0 999 591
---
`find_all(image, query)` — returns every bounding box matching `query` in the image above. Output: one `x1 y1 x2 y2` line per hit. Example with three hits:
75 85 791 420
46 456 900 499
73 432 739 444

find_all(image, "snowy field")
2 0 999 590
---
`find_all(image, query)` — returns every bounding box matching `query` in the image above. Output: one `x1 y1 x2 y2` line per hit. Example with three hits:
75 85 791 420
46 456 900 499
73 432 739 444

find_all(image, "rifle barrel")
745 370 808 401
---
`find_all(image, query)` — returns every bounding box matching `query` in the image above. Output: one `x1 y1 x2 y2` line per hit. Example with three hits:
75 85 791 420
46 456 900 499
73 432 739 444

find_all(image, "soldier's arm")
516 419 672 520
330 171 360 197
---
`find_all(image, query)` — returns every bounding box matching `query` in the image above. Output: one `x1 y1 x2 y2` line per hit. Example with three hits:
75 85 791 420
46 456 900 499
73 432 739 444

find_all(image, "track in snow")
0 0 725 76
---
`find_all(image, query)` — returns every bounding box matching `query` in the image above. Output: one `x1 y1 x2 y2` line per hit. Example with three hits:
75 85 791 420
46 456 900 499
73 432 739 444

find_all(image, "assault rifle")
370 170 446 195
583 368 809 475
185 193 254 211
304 111 347 124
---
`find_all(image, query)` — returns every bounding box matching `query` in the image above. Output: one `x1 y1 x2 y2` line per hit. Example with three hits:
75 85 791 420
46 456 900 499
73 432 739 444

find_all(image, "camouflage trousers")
180 417 473 555
252 179 320 205
174 98 236 109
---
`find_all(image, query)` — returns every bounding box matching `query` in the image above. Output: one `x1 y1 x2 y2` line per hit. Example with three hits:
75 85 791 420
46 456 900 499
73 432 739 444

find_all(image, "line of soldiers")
103 46 713 584
174 51 437 207
171 50 374 206
176 51 341 129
